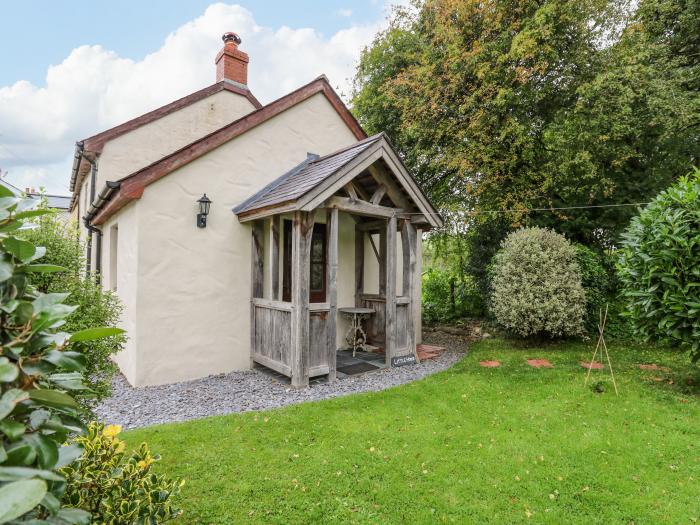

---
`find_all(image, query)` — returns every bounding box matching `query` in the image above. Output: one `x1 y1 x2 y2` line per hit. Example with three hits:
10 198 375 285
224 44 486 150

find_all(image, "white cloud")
0 3 384 193
338 8 353 17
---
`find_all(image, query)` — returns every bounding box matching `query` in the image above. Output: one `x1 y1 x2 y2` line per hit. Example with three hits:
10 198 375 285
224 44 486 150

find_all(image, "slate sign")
391 355 417 367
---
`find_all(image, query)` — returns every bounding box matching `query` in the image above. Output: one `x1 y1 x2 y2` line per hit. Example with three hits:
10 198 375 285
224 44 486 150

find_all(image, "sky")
0 1 402 195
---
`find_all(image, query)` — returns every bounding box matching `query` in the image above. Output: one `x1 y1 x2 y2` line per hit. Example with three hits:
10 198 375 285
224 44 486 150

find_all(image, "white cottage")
70 33 442 387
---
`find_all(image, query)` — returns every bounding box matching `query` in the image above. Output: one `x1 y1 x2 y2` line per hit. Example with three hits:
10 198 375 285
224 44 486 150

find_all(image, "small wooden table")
339 307 375 356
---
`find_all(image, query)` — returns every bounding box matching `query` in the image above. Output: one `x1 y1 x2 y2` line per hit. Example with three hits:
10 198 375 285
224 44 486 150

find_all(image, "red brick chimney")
215 32 249 86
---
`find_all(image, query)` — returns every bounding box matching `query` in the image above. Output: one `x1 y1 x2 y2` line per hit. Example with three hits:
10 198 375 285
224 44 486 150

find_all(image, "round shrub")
618 170 700 358
490 227 586 338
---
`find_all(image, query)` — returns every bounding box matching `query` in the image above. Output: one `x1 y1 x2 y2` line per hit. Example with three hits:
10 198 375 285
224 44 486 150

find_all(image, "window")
282 220 326 303
109 224 118 291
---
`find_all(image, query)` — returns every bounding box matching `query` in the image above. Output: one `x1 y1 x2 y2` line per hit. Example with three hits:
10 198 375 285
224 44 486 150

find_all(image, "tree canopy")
352 0 699 247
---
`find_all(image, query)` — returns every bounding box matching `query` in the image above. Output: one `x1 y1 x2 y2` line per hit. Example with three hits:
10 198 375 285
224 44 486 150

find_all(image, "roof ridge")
119 77 364 186
308 132 384 165
90 75 366 225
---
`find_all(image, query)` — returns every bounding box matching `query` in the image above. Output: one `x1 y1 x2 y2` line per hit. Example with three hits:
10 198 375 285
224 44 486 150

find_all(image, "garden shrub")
0 187 123 522
490 227 586 338
62 423 184 524
20 206 125 402
618 169 700 359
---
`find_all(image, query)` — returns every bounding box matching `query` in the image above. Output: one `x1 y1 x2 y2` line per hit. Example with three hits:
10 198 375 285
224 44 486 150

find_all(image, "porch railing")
251 299 330 378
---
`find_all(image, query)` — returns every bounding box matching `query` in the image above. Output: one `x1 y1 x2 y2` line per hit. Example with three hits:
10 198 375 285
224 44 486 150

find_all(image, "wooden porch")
234 133 442 388
248 208 421 388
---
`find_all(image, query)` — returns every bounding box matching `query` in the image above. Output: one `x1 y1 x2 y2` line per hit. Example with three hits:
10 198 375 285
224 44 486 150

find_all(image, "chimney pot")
215 31 249 86
222 32 242 45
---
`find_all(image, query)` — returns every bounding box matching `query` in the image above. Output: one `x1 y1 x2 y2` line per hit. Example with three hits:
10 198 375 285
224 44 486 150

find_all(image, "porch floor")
255 344 447 385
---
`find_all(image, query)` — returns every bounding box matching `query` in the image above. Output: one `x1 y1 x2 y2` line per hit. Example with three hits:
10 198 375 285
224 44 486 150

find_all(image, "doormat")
337 362 380 376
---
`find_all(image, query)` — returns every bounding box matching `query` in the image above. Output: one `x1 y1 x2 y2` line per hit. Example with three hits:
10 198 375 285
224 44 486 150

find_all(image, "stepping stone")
580 361 604 370
639 364 671 372
417 344 446 361
479 360 501 368
527 359 553 368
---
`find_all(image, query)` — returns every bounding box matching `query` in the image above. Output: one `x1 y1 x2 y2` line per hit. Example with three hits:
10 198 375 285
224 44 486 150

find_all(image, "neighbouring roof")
28 193 71 211
70 80 263 193
0 179 71 211
91 76 366 226
234 134 383 214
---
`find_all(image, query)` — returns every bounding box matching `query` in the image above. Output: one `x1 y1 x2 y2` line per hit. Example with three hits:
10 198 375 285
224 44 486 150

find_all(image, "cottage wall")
120 92 358 386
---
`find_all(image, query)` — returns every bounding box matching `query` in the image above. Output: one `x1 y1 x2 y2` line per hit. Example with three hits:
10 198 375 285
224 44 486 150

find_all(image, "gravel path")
94 340 465 430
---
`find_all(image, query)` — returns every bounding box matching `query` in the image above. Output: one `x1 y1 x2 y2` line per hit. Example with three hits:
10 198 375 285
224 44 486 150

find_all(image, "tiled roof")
234 133 383 214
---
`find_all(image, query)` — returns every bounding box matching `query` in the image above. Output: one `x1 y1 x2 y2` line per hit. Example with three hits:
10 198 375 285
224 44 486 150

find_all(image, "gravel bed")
94 340 464 430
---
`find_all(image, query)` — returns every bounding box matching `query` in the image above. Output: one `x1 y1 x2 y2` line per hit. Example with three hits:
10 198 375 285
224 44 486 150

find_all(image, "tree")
353 0 699 248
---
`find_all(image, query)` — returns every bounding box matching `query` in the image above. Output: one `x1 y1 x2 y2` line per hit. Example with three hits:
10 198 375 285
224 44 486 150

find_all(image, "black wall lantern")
197 194 212 228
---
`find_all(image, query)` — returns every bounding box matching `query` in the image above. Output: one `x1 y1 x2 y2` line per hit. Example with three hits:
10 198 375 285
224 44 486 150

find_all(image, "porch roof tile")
233 133 383 215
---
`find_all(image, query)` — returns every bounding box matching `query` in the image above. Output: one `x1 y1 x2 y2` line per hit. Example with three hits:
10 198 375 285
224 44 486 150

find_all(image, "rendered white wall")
96 91 256 189
126 92 359 386
102 202 140 384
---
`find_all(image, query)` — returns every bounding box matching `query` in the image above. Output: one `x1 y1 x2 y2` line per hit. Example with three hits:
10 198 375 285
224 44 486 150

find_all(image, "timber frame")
238 134 441 388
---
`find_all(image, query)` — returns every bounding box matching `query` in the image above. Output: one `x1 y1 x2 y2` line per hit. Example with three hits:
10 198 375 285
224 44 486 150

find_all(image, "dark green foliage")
465 218 511 305
574 245 634 340
575 245 611 334
422 268 482 324
422 232 484 323
19 209 124 402
618 170 700 359
0 186 124 523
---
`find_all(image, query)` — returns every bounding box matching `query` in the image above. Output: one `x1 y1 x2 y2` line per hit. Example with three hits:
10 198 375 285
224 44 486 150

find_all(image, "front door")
282 220 327 302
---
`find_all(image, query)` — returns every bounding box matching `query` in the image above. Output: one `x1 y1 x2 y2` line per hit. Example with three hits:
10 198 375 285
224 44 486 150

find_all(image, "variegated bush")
62 423 183 524
490 227 586 338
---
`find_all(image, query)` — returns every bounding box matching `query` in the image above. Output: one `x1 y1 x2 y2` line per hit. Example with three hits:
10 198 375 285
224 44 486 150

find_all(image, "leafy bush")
618 170 700 358
490 227 586 338
0 187 123 523
20 207 124 402
574 245 633 339
422 267 483 324
62 423 183 524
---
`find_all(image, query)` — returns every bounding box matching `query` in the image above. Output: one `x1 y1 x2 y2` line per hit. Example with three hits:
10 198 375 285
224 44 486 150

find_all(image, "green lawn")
125 338 700 524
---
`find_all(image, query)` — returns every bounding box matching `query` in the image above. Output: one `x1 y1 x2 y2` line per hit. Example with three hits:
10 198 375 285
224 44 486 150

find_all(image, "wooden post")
385 216 397 366
268 216 280 300
354 226 364 306
401 219 419 362
379 227 387 296
250 220 264 366
290 210 315 388
326 208 338 382
415 228 423 344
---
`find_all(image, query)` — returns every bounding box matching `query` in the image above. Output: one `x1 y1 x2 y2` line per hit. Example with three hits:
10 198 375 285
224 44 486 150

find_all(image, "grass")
125 338 700 524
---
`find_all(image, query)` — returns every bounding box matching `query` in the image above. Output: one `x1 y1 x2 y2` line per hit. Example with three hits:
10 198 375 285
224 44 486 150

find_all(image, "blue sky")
0 2 396 193
1 1 385 86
